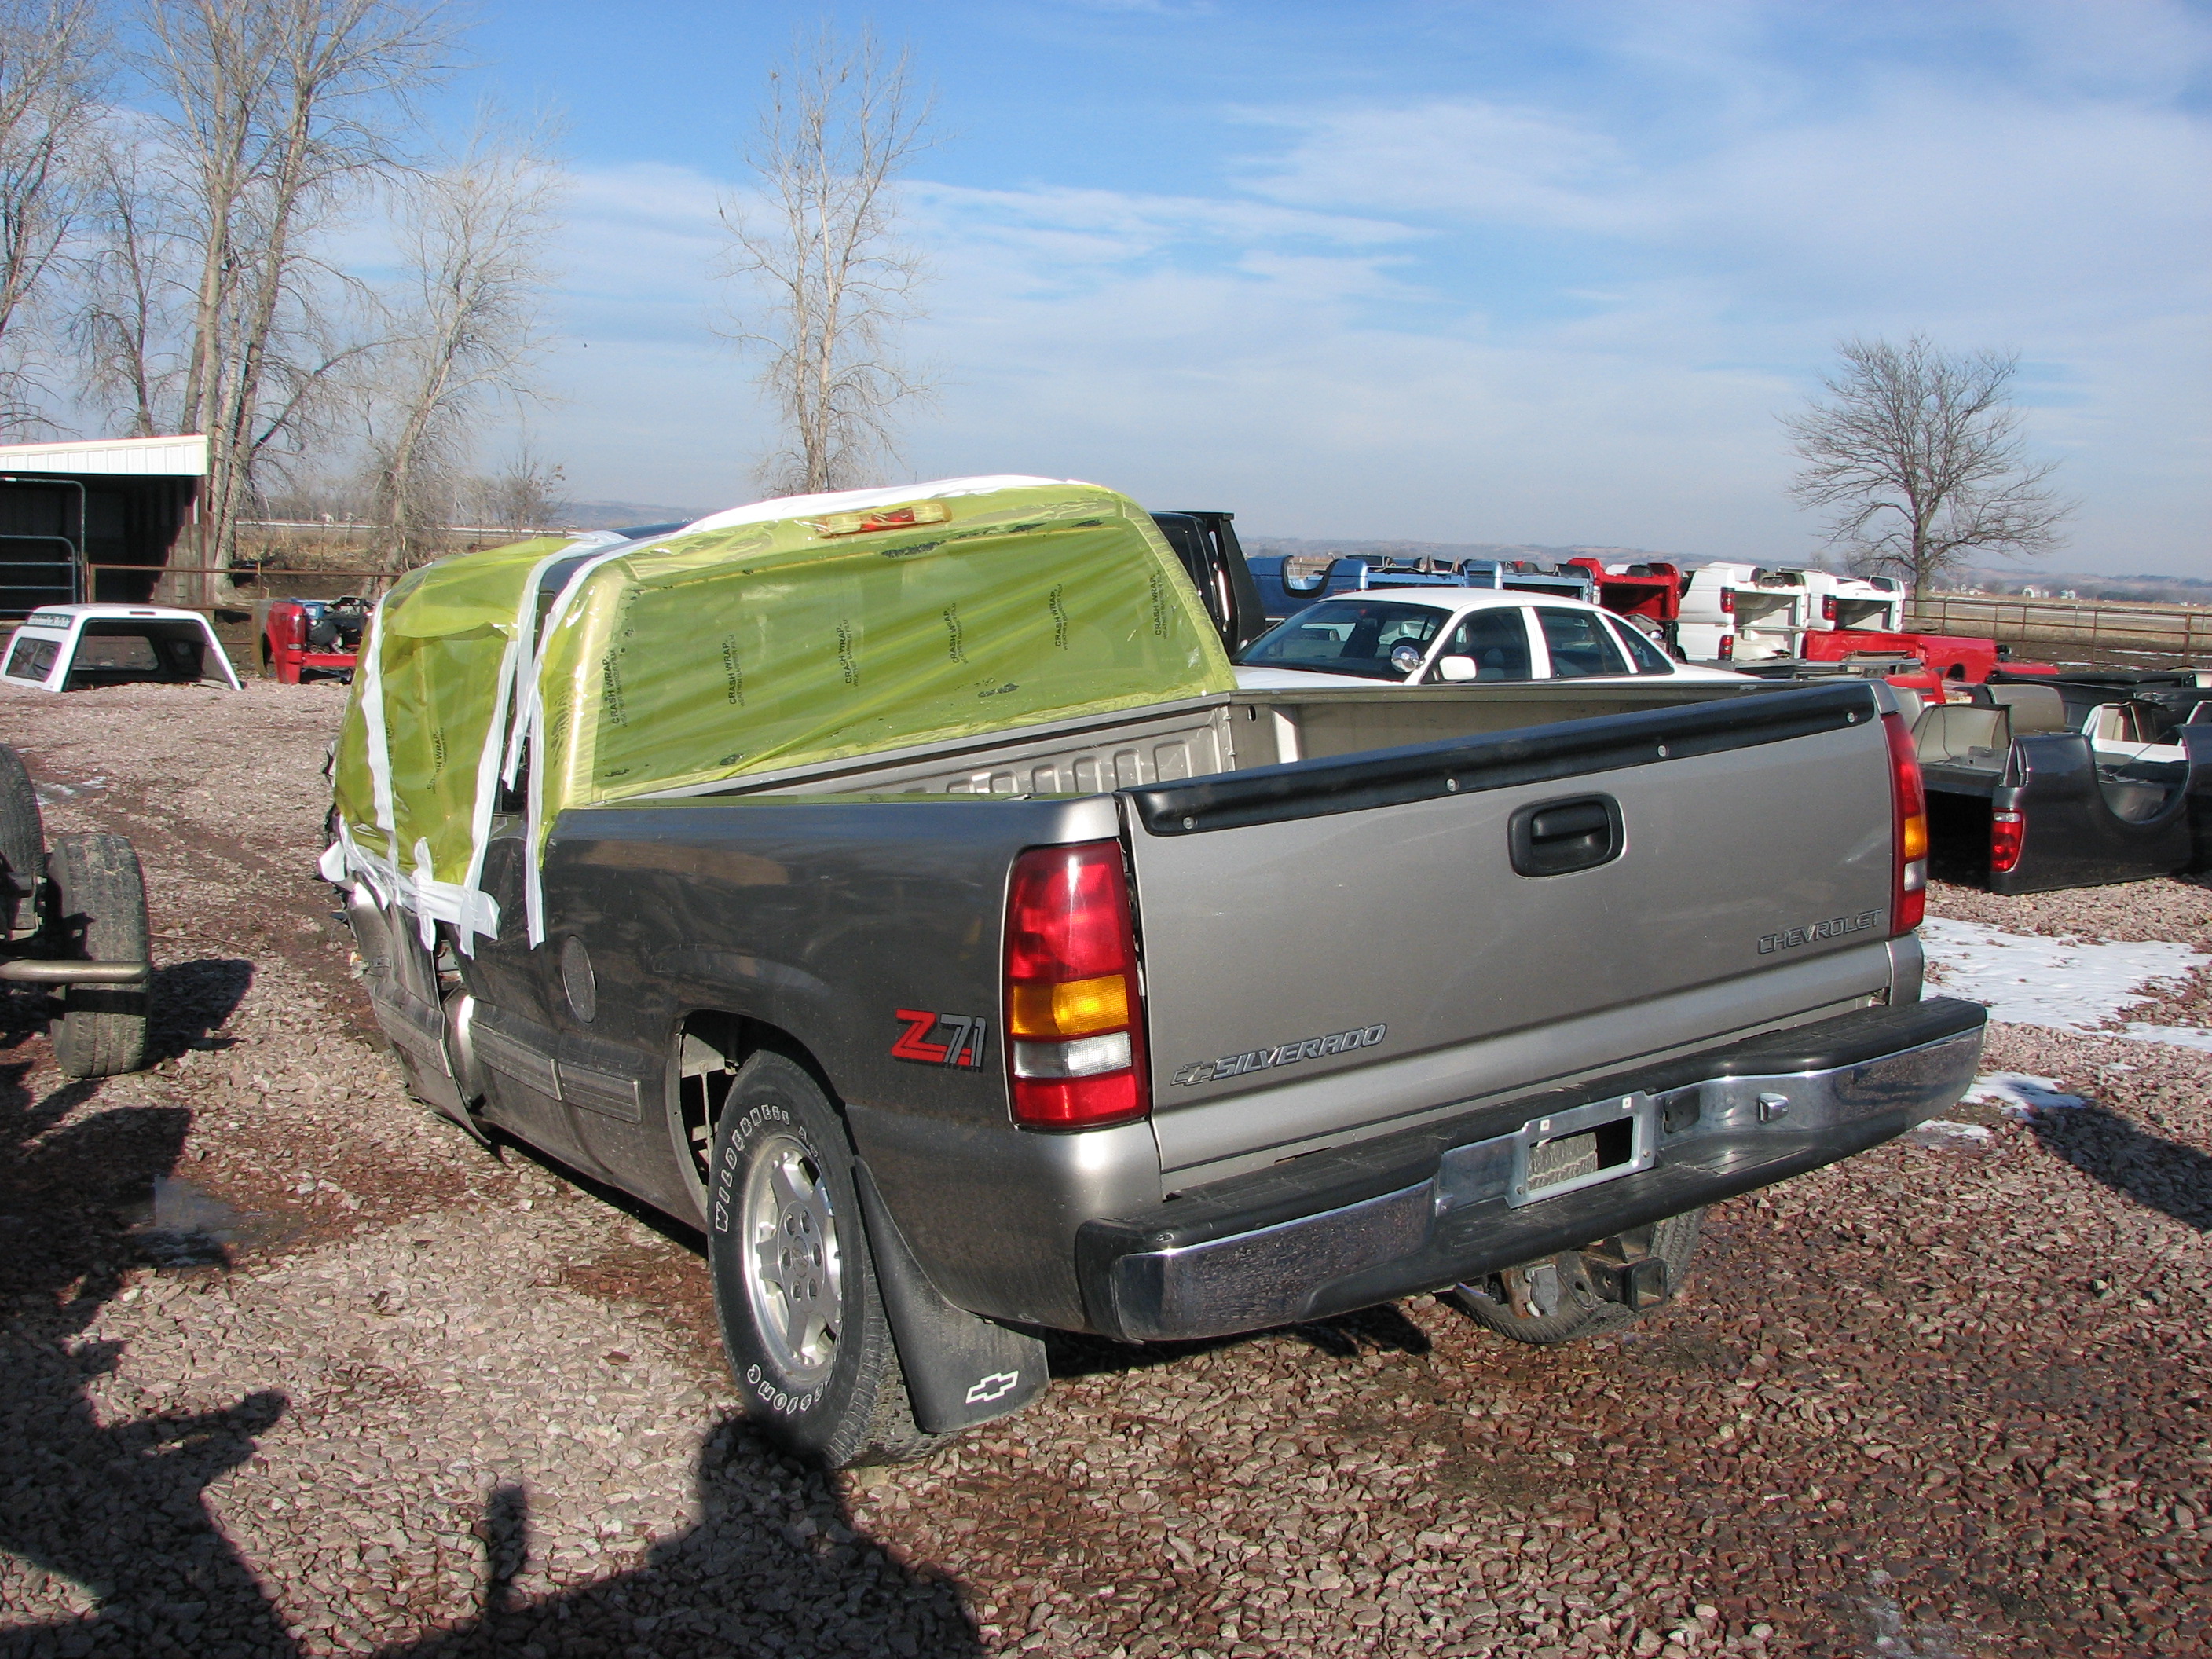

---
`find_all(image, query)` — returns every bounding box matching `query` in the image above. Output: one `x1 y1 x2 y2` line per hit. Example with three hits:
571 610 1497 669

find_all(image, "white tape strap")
519 544 634 946
357 604 397 848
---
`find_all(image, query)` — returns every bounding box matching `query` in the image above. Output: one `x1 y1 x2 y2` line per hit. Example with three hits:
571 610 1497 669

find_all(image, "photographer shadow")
386 1421 983 1658
0 1060 298 1657
2027 1101 2212 1233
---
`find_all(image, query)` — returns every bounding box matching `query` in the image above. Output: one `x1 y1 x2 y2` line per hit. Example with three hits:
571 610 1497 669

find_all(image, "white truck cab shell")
1677 565 1811 663
1799 571 1906 634
0 603 243 693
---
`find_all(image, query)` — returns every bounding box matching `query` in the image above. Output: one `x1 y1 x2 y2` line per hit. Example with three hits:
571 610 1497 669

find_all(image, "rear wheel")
46 833 152 1079
0 744 42 937
706 1049 932 1467
1452 1209 1705 1346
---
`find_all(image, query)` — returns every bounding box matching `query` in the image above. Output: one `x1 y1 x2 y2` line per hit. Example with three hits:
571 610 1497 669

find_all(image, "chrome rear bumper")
1076 998 1985 1342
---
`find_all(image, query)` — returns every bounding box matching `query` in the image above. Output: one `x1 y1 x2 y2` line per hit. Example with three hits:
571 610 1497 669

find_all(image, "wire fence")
79 563 399 613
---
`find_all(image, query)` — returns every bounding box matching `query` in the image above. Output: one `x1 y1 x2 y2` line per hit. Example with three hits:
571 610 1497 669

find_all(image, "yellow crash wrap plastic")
327 478 1231 947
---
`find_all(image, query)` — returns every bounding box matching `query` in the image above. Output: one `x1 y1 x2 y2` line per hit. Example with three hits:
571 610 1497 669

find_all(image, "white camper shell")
1799 570 1906 634
0 603 242 693
1676 564 1810 662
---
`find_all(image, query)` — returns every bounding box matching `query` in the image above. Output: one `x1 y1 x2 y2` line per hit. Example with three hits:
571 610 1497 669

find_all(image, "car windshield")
1236 600 1446 680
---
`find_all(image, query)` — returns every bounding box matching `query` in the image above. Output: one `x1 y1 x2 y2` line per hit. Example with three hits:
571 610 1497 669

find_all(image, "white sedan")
1232 590 1752 690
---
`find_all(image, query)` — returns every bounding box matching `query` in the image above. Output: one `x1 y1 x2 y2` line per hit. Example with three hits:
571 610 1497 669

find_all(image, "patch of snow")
1909 1119 1994 1148
1918 918 2209 1032
1963 1074 2087 1116
2116 1022 2212 1052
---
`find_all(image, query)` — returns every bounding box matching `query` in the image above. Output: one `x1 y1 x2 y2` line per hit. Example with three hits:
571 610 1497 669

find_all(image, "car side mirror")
1436 655 1478 683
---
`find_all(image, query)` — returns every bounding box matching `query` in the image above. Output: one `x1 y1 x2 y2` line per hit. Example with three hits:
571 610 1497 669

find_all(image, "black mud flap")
855 1163 1048 1434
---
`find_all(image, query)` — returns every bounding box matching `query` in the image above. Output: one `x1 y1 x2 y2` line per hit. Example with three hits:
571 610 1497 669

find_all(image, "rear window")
3 635 57 683
74 634 160 671
1237 600 1446 680
1537 609 1629 679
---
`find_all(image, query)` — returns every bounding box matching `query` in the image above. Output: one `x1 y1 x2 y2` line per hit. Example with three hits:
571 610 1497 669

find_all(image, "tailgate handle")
1509 794 1623 877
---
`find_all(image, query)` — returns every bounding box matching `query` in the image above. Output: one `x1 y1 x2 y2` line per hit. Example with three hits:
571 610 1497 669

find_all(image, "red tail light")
1881 710 1928 932
1717 634 1734 661
1990 809 2025 875
1004 841 1148 1130
1822 595 1838 621
1719 589 1735 614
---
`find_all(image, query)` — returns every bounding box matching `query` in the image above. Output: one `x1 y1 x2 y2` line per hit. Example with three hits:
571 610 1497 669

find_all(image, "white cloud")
513 22 2210 570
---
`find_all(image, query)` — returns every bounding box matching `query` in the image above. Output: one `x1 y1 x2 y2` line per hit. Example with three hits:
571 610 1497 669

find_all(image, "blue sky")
430 1 2211 573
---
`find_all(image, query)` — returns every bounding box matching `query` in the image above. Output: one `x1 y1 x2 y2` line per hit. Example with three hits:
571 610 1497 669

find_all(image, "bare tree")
364 116 562 569
137 0 454 571
463 441 566 534
1784 333 2075 597
717 27 934 496
0 0 105 430
71 124 192 438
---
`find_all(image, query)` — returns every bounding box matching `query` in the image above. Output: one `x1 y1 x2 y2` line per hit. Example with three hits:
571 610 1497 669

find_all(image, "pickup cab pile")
326 475 1986 1467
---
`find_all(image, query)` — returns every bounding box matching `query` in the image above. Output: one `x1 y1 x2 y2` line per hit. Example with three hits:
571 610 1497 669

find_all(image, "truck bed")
648 679 1786 800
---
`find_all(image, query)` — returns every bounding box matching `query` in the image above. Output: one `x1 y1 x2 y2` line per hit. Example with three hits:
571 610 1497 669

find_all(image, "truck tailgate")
1122 681 1901 1180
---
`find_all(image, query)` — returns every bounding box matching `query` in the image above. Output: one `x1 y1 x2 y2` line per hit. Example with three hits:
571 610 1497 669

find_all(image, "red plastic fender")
263 599 310 684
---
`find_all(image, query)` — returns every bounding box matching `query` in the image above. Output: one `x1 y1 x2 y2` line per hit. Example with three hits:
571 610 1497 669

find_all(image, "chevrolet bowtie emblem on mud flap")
1172 1022 1387 1087
965 1370 1020 1404
891 1009 990 1069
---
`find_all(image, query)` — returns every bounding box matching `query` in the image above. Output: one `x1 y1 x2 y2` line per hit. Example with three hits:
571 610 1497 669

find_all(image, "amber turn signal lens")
1902 812 1928 862
1009 972 1129 1038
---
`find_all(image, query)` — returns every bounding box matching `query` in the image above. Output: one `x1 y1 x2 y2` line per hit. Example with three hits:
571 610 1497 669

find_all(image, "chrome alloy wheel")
741 1133 844 1387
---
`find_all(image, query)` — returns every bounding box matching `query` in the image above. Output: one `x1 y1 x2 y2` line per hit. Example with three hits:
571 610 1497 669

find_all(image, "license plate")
1504 1091 1657 1209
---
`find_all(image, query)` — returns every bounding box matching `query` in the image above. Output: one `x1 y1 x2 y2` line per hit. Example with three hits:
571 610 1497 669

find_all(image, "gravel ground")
1 680 2207 1659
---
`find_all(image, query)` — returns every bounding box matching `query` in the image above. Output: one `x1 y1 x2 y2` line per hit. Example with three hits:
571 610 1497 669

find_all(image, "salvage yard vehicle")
1915 681 2212 892
325 474 1986 1467
0 743 152 1076
1563 558 1685 654
0 603 242 693
1247 551 1595 620
1147 510 1270 656
1232 590 1749 690
1675 564 1809 663
258 595 374 683
1990 664 2212 735
1798 571 1906 635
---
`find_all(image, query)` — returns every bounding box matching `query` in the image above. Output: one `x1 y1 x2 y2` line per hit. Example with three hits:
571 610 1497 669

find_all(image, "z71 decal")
891 1008 991 1069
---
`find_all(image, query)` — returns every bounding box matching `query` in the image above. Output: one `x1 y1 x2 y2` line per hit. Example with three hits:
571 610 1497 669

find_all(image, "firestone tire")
46 833 152 1079
1452 1208 1705 1346
0 744 43 937
706 1049 932 1468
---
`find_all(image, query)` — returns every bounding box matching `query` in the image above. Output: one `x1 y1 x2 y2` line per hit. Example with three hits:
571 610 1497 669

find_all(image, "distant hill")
1943 566 2212 606
559 500 709 531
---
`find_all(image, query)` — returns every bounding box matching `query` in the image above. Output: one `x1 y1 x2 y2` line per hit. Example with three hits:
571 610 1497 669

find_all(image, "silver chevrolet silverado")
347 651 1983 1465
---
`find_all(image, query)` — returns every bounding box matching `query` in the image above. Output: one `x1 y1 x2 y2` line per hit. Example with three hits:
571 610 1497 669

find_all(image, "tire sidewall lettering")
709 1099 795 1236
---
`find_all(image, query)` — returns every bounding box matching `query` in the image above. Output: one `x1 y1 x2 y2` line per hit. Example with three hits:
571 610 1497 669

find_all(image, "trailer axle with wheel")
0 743 154 1078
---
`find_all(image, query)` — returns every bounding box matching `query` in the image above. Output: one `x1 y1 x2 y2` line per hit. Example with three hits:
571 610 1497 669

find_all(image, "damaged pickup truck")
324 475 1985 1467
